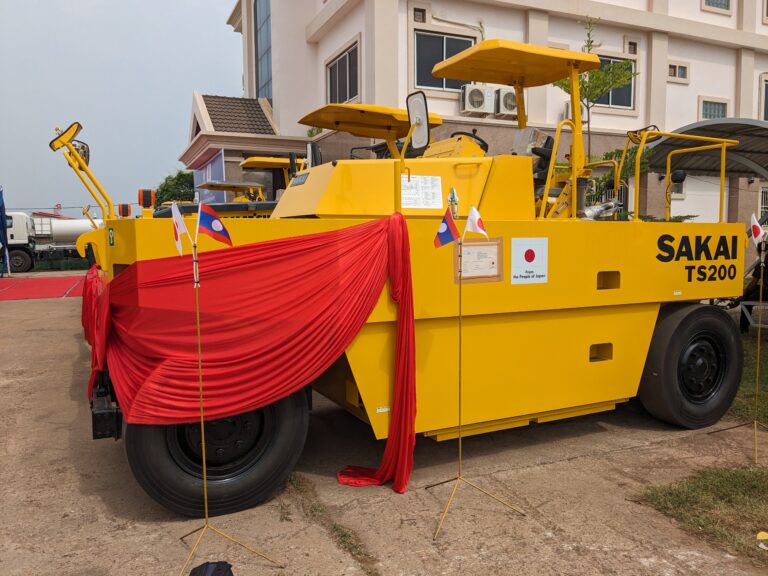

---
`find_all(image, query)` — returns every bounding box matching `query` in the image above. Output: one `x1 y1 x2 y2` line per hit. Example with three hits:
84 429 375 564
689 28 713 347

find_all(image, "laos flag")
434 208 459 248
196 202 233 246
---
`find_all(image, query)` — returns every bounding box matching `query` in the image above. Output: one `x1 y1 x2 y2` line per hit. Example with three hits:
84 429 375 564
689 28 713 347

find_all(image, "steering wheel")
450 130 489 153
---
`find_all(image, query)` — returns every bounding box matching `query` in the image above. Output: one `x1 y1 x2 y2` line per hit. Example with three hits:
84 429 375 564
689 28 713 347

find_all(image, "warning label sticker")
400 175 443 209
511 238 548 284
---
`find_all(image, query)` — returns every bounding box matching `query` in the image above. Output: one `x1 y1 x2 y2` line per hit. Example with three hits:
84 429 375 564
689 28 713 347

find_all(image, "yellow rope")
754 240 764 465
177 243 283 573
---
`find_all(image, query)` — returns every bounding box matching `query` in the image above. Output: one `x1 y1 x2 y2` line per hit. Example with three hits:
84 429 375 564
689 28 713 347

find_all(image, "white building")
181 0 768 223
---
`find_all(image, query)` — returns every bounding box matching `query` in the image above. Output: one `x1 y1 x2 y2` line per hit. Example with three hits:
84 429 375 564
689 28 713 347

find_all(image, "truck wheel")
125 389 309 517
638 304 742 429
9 249 33 273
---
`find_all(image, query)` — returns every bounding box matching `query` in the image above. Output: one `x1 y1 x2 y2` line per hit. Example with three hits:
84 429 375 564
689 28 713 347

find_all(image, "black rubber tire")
9 249 33 273
638 303 742 429
125 389 309 517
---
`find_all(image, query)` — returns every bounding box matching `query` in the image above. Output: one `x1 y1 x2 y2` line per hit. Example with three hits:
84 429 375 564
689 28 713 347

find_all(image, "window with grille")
327 44 359 104
415 31 474 91
762 78 768 121
701 100 728 119
668 63 688 82
704 0 731 11
761 187 768 220
594 57 635 109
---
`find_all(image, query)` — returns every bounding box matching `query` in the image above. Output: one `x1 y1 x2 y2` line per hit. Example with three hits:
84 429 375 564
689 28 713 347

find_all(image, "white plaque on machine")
454 238 503 283
400 175 443 209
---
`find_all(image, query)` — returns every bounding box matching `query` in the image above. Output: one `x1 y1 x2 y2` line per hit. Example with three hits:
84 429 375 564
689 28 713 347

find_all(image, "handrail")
538 118 576 219
633 130 738 223
585 159 619 202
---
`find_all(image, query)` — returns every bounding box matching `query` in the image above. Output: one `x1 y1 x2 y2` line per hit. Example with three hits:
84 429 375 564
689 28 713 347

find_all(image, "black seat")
532 136 555 183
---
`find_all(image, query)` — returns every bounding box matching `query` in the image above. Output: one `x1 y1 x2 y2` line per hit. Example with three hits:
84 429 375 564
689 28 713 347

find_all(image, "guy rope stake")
754 238 765 465
427 218 524 541
176 232 283 575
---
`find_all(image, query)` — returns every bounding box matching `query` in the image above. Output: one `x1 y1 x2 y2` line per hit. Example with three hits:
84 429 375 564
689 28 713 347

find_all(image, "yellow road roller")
52 40 745 517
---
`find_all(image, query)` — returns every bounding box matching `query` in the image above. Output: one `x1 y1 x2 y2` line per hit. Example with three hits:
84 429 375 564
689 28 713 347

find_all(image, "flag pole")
430 214 524 540
177 216 282 575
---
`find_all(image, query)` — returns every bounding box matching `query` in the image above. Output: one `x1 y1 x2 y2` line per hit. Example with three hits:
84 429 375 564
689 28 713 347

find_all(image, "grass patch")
331 523 369 563
642 467 768 564
285 473 380 576
733 333 768 425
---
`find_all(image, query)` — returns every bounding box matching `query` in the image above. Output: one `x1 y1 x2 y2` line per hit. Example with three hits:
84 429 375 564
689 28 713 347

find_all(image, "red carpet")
0 276 85 301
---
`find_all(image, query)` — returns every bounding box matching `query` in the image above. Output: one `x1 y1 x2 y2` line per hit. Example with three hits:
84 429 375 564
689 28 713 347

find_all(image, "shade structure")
647 118 768 180
299 103 442 140
432 39 600 87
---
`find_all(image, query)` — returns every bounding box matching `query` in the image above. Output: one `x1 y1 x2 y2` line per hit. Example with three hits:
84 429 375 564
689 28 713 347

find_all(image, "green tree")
155 170 195 206
553 17 638 157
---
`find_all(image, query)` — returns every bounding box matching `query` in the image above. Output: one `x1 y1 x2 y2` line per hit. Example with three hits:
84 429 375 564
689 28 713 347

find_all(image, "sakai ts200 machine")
52 40 746 517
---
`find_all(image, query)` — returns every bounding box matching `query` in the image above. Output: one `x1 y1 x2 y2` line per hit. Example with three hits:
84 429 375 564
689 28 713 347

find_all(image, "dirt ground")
1 297 766 576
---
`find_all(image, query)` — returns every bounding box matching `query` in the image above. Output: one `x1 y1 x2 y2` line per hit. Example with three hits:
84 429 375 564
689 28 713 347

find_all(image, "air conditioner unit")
563 100 588 123
495 87 517 118
460 84 495 116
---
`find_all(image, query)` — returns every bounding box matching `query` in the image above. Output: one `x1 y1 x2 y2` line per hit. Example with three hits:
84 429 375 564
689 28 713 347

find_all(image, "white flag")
464 205 488 239
751 213 765 246
171 202 191 255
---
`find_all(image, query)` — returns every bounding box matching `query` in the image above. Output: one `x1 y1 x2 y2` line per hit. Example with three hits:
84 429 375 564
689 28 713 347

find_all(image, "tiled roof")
201 95 276 135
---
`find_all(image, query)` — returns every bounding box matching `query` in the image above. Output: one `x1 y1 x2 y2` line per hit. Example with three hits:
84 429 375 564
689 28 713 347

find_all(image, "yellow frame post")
633 130 737 222
514 82 527 129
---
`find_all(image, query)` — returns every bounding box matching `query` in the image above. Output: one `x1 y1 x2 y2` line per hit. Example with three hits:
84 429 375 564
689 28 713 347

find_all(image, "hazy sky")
0 0 242 216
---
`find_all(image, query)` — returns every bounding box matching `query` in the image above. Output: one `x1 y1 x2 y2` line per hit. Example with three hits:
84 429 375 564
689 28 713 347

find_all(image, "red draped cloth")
83 214 416 493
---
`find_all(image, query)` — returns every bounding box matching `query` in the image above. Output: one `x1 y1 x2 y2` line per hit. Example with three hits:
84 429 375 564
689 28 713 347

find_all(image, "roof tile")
201 95 276 135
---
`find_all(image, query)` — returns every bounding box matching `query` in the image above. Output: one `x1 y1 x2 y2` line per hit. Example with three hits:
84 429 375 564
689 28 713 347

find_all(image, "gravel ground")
0 297 766 575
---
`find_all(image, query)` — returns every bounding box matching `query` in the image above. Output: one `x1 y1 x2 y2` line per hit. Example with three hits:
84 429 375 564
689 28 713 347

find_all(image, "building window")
414 8 426 23
594 57 635 109
415 31 474 91
761 76 768 121
670 180 685 200
254 0 272 102
327 44 359 103
761 187 768 220
668 61 689 84
700 98 728 119
623 36 639 55
702 0 731 13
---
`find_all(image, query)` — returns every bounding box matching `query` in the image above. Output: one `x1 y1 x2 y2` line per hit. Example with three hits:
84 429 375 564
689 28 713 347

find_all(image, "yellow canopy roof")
432 39 601 87
298 103 442 140
240 156 298 169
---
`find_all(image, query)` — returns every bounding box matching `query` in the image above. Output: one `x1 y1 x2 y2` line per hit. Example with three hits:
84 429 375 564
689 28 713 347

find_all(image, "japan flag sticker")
512 238 549 284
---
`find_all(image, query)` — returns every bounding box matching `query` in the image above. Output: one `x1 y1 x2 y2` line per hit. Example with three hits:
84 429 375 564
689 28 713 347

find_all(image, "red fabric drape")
86 214 416 492
81 264 103 346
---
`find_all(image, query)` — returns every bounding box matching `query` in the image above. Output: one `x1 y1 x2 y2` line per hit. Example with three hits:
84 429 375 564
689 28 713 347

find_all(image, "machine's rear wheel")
639 304 742 429
9 249 33 272
125 389 309 517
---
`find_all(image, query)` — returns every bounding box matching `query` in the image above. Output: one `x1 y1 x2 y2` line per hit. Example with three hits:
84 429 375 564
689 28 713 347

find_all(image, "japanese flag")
751 213 765 246
171 202 191 255
464 205 488 239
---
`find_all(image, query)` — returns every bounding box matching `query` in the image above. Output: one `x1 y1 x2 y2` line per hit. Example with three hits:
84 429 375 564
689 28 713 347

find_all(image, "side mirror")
671 169 687 184
288 152 297 180
72 140 90 167
406 91 430 150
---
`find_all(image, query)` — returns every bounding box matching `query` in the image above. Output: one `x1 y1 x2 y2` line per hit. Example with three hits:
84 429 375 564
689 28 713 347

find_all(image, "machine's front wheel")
639 304 742 429
9 249 33 273
125 389 309 517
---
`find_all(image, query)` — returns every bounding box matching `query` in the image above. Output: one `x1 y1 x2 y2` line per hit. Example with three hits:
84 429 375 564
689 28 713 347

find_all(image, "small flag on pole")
434 208 459 248
464 205 488 239
751 213 765 246
171 202 191 255
196 202 233 246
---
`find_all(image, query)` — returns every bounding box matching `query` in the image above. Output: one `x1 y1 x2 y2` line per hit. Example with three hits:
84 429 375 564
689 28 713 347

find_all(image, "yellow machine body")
68 40 745 442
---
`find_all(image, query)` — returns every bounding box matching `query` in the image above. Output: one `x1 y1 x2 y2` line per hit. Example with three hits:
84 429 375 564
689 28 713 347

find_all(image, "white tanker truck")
4 211 101 272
